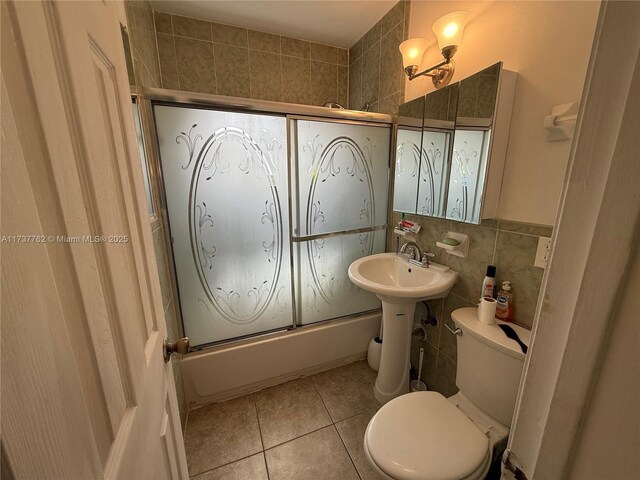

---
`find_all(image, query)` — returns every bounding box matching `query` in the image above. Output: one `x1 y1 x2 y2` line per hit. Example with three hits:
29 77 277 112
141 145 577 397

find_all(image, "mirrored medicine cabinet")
393 62 517 224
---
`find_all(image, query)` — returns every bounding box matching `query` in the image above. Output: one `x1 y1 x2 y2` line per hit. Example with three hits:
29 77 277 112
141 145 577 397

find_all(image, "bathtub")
181 311 381 407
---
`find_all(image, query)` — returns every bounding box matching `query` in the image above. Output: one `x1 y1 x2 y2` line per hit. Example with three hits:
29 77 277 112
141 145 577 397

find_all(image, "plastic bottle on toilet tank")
481 265 497 298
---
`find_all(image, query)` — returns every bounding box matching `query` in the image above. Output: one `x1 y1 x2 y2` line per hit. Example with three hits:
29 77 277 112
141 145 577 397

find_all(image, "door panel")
1 1 187 478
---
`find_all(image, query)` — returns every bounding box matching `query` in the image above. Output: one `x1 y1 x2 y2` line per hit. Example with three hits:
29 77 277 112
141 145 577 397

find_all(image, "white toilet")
363 307 531 480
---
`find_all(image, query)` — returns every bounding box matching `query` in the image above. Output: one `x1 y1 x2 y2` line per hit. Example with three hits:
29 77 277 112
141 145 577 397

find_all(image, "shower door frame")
138 88 394 350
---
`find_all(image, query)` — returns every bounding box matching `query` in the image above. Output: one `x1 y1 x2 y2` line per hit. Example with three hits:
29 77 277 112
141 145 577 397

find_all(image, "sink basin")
348 252 457 302
348 252 458 404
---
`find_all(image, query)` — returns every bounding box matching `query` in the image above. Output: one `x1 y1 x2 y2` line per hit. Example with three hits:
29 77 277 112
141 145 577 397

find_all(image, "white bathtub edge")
181 311 381 408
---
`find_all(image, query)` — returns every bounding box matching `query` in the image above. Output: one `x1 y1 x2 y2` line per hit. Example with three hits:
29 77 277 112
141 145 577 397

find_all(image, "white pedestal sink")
348 253 457 403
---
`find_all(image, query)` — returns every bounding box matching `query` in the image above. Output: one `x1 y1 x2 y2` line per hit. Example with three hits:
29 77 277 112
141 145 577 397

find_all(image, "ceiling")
150 1 397 48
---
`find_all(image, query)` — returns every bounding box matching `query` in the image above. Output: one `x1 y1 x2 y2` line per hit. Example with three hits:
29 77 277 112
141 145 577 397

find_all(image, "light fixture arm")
406 57 450 80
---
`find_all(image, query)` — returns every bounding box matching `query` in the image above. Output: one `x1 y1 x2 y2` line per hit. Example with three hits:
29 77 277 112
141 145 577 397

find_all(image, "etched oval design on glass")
189 126 284 325
305 136 376 305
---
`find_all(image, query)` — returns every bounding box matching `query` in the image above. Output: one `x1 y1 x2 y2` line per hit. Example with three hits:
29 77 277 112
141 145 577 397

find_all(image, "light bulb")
399 38 429 69
432 11 468 51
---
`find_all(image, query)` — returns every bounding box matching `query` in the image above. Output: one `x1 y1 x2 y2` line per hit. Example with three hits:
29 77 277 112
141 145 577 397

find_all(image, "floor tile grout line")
254 410 272 480
252 394 267 453
332 423 364 480
263 423 334 452
189 450 263 479
186 362 377 478
310 375 336 423
261 451 270 480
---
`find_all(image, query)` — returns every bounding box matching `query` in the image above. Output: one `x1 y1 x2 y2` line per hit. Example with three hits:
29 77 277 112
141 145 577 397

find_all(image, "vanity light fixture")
399 11 469 88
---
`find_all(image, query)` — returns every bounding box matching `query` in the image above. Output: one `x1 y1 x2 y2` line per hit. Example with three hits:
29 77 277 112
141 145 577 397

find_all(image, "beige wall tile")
349 39 362 65
337 66 349 107
379 23 404 99
441 293 476 362
433 352 459 397
175 36 216 94
447 222 497 304
172 15 211 41
361 22 381 52
152 12 349 107
157 33 179 90
348 56 362 110
494 231 544 328
381 1 405 35
281 56 311 105
498 219 553 237
361 42 380 104
281 36 310 58
214 44 250 98
337 48 349 66
310 61 337 105
212 22 248 47
310 42 337 64
378 91 401 116
154 11 172 34
248 30 280 53
249 50 281 101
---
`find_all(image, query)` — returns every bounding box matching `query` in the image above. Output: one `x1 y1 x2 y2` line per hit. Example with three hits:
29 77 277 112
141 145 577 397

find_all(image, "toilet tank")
451 307 530 427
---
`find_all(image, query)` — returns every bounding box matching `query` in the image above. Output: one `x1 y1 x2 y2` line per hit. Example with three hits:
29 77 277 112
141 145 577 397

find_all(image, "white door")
1 1 188 478
503 2 640 479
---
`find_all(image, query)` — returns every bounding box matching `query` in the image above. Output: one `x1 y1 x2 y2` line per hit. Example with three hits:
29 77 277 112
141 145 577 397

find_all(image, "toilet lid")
366 392 490 480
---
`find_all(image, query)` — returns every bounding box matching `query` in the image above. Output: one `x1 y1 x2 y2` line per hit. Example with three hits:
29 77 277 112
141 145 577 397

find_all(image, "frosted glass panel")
393 128 421 214
294 120 390 235
445 129 491 224
154 105 292 346
295 230 385 325
417 129 451 217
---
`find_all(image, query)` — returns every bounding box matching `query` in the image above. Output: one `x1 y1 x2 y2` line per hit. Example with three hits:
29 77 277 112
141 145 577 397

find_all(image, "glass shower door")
292 119 390 325
154 105 292 346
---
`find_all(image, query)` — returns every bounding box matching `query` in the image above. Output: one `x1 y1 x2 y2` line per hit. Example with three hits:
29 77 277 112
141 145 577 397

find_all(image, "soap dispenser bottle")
496 281 514 321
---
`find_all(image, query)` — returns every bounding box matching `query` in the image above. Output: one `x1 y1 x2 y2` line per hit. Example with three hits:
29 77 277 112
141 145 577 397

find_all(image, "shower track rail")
139 87 396 351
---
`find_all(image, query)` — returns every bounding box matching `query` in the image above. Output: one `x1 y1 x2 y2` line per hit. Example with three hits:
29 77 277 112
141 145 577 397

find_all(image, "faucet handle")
421 252 435 267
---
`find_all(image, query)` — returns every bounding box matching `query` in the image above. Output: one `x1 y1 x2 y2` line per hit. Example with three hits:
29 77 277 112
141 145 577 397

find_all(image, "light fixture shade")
399 38 429 69
432 11 469 51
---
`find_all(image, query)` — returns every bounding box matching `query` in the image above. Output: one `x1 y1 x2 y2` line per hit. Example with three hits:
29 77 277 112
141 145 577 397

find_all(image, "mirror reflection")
419 82 458 217
446 63 500 223
393 96 424 214
393 62 509 225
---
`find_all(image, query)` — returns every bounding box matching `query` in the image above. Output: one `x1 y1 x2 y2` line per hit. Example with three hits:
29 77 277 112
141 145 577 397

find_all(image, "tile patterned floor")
185 360 385 480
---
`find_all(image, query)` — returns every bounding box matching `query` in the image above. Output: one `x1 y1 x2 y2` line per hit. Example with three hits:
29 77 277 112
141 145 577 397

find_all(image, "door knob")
163 336 189 362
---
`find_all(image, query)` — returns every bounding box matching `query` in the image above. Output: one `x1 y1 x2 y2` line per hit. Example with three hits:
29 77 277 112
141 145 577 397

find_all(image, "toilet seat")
364 391 491 480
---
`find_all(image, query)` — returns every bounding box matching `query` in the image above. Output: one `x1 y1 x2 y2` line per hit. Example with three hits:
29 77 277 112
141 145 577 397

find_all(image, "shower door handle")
163 336 189 362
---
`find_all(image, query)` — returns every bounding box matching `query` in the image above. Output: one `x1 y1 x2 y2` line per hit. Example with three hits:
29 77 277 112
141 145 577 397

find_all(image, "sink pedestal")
374 299 416 403
348 253 457 404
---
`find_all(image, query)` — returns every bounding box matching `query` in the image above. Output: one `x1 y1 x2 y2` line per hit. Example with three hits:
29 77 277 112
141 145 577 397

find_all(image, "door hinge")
503 449 528 480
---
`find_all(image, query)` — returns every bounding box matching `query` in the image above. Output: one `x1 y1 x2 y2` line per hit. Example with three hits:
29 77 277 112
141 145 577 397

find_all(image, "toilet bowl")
363 307 530 480
363 391 497 480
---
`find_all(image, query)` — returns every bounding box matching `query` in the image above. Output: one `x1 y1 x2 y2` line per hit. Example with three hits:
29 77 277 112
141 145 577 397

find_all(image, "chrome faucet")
399 241 422 261
400 241 435 268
